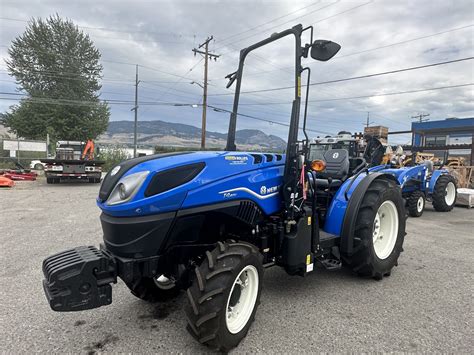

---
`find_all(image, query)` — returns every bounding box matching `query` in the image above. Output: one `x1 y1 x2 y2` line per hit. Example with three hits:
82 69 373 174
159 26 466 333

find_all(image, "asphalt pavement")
1 179 473 353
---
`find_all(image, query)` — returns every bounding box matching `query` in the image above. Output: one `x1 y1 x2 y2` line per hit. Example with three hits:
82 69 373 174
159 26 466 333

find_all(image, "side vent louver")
236 201 262 225
264 154 273 162
251 154 263 164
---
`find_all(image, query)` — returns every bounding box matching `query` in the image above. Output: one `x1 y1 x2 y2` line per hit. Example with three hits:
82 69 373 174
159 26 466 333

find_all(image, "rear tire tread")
343 178 406 280
432 174 457 212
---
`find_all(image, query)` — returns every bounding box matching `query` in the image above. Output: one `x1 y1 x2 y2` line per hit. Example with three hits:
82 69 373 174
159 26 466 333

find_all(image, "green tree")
2 15 110 141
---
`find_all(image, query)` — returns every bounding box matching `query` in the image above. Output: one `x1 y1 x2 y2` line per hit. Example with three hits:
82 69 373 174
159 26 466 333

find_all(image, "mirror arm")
301 67 311 149
301 25 314 58
301 44 311 58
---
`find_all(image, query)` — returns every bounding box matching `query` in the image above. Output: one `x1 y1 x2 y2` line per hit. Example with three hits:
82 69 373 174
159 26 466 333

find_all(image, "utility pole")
411 113 430 123
364 112 374 128
192 36 219 150
132 64 140 158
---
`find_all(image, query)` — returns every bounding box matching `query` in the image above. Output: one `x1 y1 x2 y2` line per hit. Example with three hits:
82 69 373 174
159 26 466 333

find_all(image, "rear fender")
428 169 448 194
374 165 427 187
324 172 399 255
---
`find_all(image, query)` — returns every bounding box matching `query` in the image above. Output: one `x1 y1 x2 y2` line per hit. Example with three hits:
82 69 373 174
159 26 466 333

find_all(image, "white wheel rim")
417 196 424 213
372 200 399 260
445 182 455 206
153 275 175 290
225 265 259 334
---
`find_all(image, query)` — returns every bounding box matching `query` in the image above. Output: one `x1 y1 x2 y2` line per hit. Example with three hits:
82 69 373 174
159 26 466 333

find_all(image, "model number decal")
219 185 280 200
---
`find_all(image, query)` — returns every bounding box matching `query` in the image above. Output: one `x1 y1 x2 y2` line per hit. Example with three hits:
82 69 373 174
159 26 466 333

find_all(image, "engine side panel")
181 164 283 215
98 151 285 217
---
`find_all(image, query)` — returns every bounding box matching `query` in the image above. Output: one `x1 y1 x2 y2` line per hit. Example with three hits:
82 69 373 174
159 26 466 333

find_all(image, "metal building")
411 117 474 165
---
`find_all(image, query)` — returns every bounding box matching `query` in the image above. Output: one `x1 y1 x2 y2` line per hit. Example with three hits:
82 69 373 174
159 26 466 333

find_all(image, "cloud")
0 0 473 145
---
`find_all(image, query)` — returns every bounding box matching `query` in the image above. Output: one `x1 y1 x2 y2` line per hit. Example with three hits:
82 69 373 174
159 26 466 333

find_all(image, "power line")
218 1 372 54
0 17 199 39
309 83 473 102
0 43 204 82
336 24 474 59
137 58 205 116
206 104 332 135
214 1 323 45
0 93 199 107
209 83 473 106
233 23 474 78
137 62 203 81
140 80 202 97
208 56 474 96
0 70 133 84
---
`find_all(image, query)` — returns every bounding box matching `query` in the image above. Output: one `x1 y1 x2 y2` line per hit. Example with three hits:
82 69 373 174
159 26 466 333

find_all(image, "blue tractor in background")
42 24 408 351
310 135 458 218
375 157 457 217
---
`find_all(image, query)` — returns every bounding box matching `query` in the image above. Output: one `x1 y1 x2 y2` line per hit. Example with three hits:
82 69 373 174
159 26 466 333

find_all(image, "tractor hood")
97 151 285 217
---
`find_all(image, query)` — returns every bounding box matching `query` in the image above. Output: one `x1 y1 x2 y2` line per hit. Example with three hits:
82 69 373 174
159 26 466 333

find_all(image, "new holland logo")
332 152 339 159
260 185 267 195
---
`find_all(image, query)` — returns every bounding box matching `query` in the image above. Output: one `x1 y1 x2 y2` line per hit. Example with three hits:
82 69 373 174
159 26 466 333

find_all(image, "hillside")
99 120 286 151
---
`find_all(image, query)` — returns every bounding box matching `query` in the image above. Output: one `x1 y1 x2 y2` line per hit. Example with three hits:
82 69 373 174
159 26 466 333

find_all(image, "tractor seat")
320 149 350 181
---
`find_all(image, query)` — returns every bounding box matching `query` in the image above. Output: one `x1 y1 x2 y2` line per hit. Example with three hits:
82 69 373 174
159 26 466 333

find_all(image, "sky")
0 0 473 144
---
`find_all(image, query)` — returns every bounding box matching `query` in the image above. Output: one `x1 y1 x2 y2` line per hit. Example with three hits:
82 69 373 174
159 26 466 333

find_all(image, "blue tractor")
42 24 407 351
373 159 457 217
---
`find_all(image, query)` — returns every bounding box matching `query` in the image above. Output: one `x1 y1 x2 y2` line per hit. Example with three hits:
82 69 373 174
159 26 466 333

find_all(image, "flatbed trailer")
40 158 104 184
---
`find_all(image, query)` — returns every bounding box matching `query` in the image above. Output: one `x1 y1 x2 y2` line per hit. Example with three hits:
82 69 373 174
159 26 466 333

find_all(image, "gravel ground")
1 178 473 353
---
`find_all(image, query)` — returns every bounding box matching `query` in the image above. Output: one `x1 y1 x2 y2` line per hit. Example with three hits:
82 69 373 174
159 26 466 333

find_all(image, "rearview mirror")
311 40 341 61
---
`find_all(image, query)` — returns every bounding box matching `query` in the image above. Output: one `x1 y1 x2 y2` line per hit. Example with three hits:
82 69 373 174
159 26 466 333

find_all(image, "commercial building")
411 117 474 165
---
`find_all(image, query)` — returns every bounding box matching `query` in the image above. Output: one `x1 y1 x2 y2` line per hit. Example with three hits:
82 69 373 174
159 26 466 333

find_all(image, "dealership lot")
1 180 473 353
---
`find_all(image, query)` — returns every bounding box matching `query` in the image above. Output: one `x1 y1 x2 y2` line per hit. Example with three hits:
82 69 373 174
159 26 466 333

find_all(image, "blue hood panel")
98 151 285 217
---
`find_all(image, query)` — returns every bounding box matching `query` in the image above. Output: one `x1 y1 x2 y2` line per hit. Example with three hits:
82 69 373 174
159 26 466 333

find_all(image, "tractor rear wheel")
345 178 406 280
432 174 457 212
185 241 263 352
407 190 425 217
125 276 180 302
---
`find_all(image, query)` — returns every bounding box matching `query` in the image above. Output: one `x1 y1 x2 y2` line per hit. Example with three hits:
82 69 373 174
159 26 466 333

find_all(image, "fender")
338 172 398 255
428 169 448 194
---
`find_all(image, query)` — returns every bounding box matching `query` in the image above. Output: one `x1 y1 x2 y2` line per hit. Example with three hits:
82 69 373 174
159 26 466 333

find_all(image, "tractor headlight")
118 183 127 199
106 171 149 205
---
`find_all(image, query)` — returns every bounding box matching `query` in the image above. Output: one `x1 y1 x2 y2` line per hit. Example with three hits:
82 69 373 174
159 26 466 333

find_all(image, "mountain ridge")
100 120 286 151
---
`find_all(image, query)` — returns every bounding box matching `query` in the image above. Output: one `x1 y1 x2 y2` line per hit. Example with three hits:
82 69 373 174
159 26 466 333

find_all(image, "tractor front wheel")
407 190 425 217
185 241 263 352
432 174 457 212
344 178 406 280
